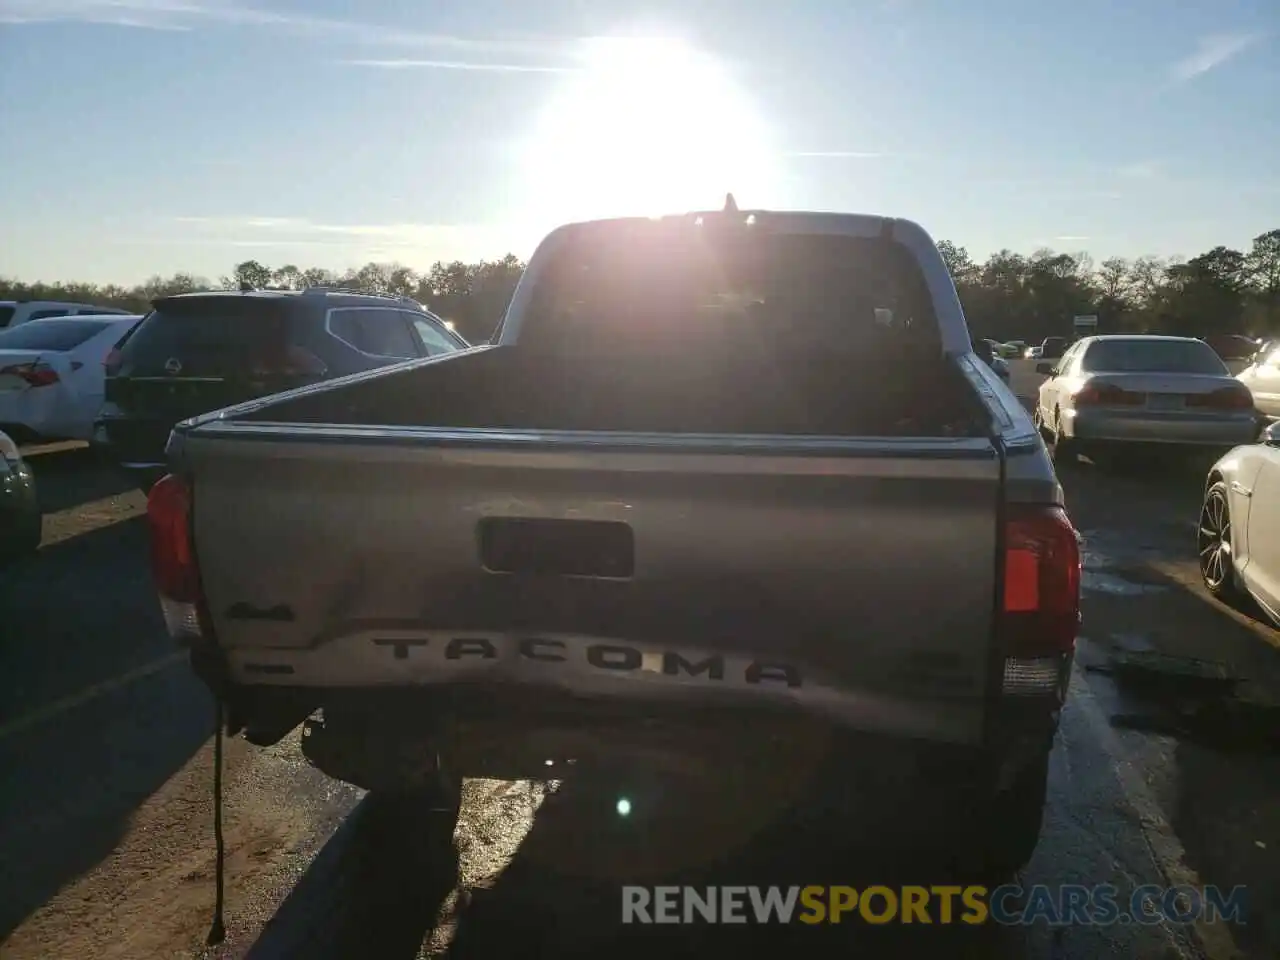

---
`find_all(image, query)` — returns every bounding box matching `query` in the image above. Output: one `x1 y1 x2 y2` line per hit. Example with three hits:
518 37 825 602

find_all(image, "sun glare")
517 37 779 224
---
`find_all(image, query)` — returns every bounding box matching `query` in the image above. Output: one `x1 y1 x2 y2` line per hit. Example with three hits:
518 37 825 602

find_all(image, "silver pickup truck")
148 202 1080 877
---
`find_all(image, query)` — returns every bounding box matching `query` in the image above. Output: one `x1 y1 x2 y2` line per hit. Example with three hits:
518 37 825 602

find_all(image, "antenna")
723 193 738 214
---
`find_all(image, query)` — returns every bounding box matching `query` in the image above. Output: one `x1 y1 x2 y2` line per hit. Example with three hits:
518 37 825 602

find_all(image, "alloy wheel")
1198 489 1232 590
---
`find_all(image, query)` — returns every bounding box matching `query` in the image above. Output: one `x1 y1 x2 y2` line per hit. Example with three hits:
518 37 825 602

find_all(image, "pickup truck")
148 202 1081 878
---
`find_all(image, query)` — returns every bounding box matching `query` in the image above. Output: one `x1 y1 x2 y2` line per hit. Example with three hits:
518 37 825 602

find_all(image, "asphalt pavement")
1 391 1277 960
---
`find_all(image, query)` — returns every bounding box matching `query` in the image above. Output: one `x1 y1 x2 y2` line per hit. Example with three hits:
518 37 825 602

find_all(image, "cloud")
167 215 515 255
0 0 190 30
1171 32 1263 81
1054 235 1090 242
1117 161 1161 180
0 1 580 67
786 151 889 159
339 59 576 73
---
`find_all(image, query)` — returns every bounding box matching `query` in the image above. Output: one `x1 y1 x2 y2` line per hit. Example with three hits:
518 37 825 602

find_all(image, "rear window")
0 318 114 351
517 220 939 354
1080 339 1228 375
119 297 301 376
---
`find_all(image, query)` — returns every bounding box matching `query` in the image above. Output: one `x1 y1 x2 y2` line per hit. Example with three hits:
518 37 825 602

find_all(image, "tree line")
0 256 526 346
2 228 1276 347
939 229 1279 343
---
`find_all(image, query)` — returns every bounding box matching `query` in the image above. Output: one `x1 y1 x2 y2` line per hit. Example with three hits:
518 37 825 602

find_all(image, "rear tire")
971 754 1049 883
1049 414 1078 467
1032 405 1049 441
1199 480 1244 604
372 773 464 824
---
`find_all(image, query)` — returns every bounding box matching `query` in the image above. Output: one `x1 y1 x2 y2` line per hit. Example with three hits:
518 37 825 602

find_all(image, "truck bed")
176 342 1006 748
238 342 989 438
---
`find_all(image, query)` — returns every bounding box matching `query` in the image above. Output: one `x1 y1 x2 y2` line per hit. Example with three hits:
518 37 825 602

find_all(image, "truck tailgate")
183 426 1003 745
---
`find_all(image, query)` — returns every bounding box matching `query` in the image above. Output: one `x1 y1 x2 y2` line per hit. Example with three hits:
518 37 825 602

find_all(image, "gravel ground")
1 418 1276 960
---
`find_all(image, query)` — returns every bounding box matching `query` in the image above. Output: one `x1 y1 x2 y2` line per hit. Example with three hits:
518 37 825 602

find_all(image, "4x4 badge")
164 357 182 375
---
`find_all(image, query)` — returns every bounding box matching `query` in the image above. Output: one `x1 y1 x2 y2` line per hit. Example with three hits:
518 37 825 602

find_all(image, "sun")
516 36 779 225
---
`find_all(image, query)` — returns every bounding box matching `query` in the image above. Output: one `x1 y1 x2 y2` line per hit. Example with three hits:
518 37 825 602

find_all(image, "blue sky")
2 0 1277 284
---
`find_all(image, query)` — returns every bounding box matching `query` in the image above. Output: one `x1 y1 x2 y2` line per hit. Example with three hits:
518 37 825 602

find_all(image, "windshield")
1080 339 1228 375
0 318 116 351
519 223 938 354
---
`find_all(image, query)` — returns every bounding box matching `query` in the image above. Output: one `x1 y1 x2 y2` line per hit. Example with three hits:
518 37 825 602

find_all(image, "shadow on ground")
248 764 1032 960
1072 541 1280 960
0 516 166 720
247 795 461 960
0 511 209 939
438 774 1023 960
23 444 138 514
0 667 211 940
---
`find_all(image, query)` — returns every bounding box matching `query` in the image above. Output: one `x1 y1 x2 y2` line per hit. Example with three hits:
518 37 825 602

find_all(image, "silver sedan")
1033 335 1260 463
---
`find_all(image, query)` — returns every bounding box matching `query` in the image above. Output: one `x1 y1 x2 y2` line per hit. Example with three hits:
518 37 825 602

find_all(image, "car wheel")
971 754 1049 884
1032 406 1055 444
1049 412 1078 467
1199 480 1243 603
370 772 463 823
359 786 462 884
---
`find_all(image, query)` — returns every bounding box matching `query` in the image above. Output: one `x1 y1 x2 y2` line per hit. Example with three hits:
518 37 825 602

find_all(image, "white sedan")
0 314 142 442
1200 421 1280 626
1034 335 1261 463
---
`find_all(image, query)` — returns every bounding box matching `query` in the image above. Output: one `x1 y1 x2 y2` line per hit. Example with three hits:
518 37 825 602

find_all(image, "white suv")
0 300 133 329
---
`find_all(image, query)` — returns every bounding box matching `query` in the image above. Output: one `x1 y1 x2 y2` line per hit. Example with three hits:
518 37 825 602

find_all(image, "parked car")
1202 333 1262 362
1236 339 1280 424
1033 335 1259 465
0 314 143 442
150 203 1081 881
1199 421 1280 626
97 288 468 489
997 340 1027 359
0 300 133 329
976 339 1011 382
0 428 41 564
1033 336 1069 361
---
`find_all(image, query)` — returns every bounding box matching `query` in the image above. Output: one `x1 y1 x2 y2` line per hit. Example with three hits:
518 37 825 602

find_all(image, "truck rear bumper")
1064 407 1259 447
303 686 1058 862
219 628 1002 747
197 638 1062 797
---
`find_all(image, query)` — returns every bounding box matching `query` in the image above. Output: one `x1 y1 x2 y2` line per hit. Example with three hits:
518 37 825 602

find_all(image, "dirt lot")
1 421 1277 959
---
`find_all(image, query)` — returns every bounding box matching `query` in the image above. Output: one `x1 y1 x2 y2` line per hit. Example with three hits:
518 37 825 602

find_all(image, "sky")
1 0 1278 285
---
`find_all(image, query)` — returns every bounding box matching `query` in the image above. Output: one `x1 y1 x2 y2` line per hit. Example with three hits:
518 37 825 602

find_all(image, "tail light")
1185 386 1254 411
0 361 60 387
147 473 205 641
999 505 1081 696
1074 383 1142 407
104 347 123 375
